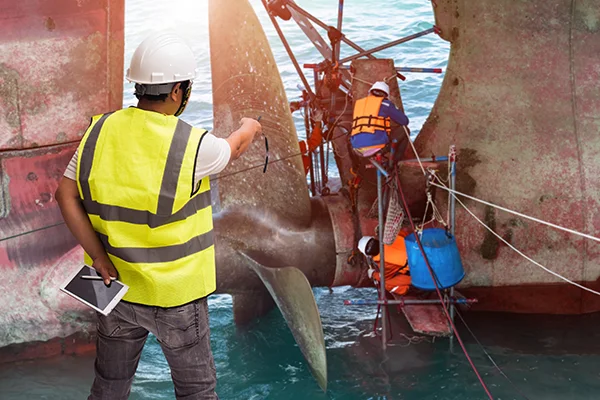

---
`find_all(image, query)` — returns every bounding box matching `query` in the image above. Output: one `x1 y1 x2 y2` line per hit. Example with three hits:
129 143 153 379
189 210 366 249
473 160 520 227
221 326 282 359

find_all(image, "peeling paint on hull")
416 0 600 313
0 0 124 354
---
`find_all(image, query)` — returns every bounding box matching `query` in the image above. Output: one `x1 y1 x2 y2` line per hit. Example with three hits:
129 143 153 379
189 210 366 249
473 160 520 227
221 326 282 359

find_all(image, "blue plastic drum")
405 228 465 290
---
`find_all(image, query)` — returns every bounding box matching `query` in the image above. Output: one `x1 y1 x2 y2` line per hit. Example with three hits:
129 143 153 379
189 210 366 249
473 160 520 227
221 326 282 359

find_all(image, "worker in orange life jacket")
358 231 411 295
350 81 409 158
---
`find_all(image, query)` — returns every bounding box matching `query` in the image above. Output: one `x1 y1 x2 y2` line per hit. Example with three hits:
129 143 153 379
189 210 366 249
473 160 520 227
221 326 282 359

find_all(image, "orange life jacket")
372 232 411 295
371 271 411 295
351 95 391 136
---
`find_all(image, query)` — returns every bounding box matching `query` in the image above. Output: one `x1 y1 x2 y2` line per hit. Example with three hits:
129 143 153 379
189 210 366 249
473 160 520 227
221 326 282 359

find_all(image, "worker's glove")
367 268 375 279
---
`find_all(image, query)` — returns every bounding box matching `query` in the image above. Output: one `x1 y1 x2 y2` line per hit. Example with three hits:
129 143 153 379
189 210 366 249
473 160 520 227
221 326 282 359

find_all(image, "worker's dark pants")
88 297 217 400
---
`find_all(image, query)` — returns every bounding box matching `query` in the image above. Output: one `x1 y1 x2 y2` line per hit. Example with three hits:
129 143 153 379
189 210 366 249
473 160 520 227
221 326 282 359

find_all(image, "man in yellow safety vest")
56 31 261 400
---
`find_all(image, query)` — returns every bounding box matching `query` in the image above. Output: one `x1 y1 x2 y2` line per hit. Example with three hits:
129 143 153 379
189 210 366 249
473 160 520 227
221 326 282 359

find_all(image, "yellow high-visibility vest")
76 107 216 307
350 95 391 136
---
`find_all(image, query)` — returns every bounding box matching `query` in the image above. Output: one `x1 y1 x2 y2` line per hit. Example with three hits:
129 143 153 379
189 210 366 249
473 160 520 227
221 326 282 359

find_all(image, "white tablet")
60 265 129 316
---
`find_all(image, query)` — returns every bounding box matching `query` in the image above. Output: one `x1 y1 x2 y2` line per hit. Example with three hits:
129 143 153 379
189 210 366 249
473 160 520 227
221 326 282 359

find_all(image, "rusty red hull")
412 0 600 314
0 0 124 150
0 0 124 351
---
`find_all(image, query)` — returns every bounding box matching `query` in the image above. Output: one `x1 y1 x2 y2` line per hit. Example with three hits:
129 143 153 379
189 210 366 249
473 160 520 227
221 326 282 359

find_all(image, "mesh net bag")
383 182 404 245
367 196 379 219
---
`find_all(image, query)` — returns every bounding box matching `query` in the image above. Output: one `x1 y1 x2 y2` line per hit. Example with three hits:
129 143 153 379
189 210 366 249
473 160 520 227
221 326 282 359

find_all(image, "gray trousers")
88 297 218 400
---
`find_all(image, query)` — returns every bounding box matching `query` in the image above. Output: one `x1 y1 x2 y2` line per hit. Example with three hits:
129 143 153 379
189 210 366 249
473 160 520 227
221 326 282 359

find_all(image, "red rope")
396 174 494 400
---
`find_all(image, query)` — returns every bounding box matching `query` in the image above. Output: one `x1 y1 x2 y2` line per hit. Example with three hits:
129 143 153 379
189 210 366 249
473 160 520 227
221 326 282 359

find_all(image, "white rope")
419 192 431 233
418 191 447 233
402 125 426 176
402 140 600 296
430 180 600 244
400 126 448 231
351 73 396 87
433 200 447 227
434 178 600 297
351 75 374 86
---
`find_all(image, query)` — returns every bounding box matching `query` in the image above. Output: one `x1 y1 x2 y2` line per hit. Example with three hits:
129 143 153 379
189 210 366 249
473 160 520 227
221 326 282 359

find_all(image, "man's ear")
170 82 182 102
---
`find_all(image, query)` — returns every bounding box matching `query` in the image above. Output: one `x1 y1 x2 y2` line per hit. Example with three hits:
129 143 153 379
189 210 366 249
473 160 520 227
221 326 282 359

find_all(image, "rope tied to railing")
431 175 600 297
402 125 600 297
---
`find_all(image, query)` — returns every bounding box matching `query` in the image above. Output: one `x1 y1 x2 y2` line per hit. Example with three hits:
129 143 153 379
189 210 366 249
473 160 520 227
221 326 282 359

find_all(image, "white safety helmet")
369 81 390 97
358 236 379 257
126 31 197 93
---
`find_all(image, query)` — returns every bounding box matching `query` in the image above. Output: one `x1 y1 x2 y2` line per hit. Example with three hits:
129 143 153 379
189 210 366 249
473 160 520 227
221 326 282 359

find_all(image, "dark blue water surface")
2 288 600 399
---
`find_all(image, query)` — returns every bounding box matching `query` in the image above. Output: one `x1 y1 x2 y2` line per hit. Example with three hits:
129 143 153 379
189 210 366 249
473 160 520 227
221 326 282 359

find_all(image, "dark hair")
134 80 191 102
370 89 387 98
135 92 169 102
179 80 191 96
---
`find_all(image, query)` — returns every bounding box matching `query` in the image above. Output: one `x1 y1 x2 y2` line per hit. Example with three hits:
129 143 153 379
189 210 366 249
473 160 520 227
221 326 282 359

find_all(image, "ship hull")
413 0 600 314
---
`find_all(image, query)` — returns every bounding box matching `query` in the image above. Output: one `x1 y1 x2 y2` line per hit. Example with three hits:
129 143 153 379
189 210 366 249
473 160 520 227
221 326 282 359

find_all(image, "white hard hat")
358 236 376 256
126 31 197 86
369 81 390 97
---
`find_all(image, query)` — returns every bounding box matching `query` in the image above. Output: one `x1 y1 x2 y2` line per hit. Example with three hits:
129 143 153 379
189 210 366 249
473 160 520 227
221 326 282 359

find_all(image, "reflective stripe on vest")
351 95 391 136
77 108 216 307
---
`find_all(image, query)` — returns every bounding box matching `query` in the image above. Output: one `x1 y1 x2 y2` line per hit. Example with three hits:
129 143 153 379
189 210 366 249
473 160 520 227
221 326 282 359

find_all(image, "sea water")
1 1 599 399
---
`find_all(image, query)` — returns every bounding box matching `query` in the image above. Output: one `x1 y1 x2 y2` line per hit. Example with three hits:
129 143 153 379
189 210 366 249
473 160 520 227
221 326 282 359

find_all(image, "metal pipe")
338 65 442 74
311 69 329 190
397 67 443 73
327 0 344 127
329 93 337 142
305 104 316 196
287 7 352 89
319 141 326 191
285 1 406 80
335 0 344 61
311 72 322 192
338 27 436 65
450 146 456 236
286 2 346 43
262 0 316 101
344 298 478 306
377 169 387 350
399 156 449 163
370 159 389 177
449 145 457 344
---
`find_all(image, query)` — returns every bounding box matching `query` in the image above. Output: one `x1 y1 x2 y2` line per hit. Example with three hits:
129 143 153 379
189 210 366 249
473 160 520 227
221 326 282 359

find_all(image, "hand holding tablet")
80 275 118 281
60 265 129 316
